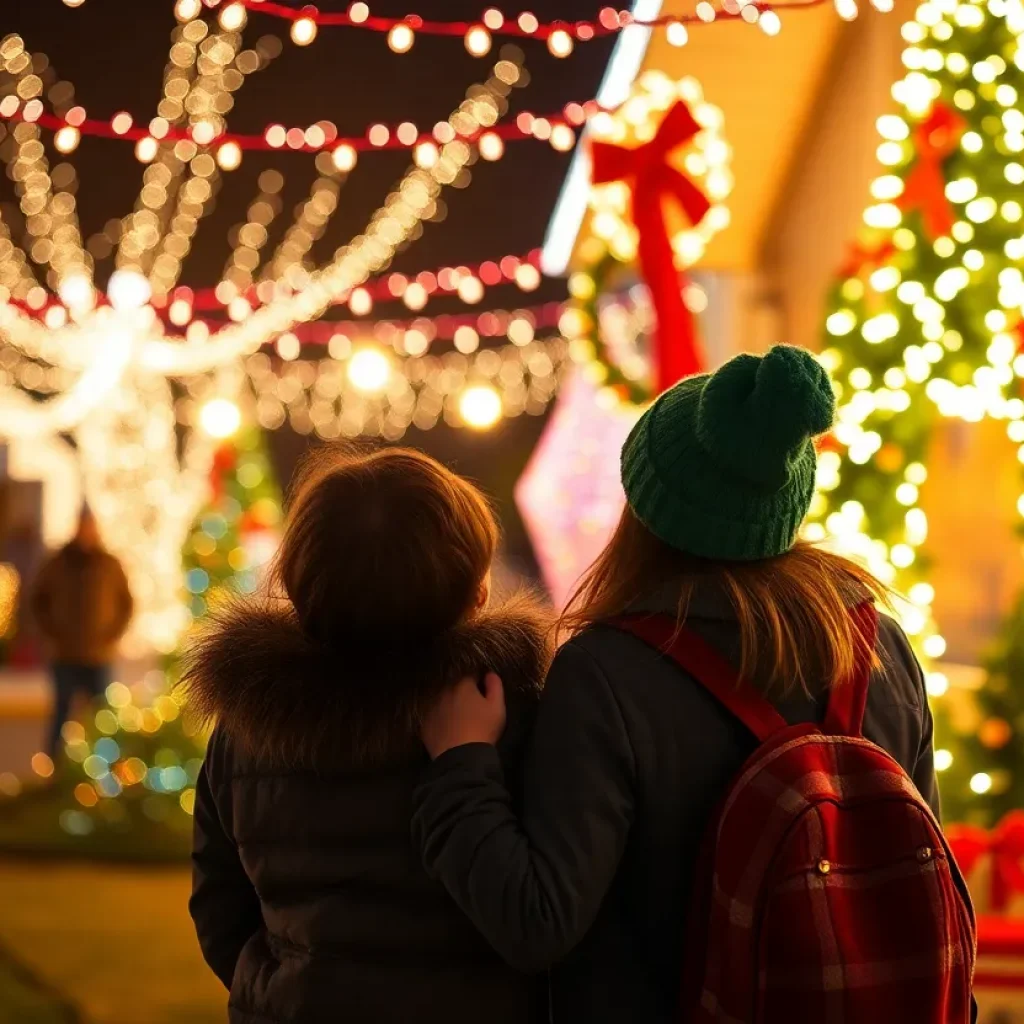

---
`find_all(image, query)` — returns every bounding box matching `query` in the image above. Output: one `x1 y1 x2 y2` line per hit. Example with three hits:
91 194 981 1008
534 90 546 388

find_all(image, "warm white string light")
0 29 527 651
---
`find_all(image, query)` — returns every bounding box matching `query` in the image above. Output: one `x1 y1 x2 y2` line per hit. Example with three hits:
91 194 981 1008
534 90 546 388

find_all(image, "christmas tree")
809 0 1024 823
0 425 282 857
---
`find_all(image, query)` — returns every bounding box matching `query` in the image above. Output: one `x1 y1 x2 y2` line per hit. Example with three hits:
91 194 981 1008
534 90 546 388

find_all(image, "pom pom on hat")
697 344 835 486
621 344 837 561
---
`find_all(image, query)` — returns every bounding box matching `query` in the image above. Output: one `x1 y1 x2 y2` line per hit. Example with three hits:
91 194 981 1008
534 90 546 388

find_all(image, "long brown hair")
560 508 891 697
275 444 498 648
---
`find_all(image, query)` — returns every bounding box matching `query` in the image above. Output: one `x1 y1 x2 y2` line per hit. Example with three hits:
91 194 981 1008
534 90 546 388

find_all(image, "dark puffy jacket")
185 594 550 1024
32 543 133 664
413 584 960 1024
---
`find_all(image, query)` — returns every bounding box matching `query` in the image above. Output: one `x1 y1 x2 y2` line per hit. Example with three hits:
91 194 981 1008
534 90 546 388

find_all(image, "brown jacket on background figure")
32 528 134 665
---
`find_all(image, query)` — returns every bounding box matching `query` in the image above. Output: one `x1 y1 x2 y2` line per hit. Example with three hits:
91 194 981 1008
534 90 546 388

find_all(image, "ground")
0 860 224 1024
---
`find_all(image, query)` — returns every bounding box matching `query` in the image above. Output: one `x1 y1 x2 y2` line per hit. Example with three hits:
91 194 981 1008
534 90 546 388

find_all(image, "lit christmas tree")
808 0 1024 823
0 425 281 856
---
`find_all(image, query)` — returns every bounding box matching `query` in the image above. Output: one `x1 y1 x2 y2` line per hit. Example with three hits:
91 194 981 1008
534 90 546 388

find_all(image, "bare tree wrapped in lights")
0 6 539 655
809 0 1024 823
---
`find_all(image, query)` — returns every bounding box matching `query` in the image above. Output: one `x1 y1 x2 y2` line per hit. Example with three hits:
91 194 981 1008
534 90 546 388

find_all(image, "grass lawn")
0 860 225 1024
0 942 77 1024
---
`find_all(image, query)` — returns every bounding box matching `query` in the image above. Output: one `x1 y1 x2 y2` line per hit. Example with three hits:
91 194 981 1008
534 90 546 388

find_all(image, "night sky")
2 0 618 574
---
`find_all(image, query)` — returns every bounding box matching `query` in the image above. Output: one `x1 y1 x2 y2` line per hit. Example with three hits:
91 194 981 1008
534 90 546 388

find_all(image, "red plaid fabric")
619 605 976 1023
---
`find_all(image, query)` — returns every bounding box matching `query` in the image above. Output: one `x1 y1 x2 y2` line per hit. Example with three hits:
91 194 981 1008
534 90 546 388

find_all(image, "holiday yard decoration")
518 71 729 601
0 11 529 652
808 0 1024 822
558 70 731 404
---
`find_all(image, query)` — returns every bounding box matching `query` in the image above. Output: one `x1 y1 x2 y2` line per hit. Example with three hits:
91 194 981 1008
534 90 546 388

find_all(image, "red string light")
184 301 565 347
0 99 591 157
174 250 544 312
229 0 830 41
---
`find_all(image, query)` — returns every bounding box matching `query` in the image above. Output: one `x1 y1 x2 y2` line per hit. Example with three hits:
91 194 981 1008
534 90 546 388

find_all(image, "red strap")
821 601 878 738
613 615 788 743
614 601 880 743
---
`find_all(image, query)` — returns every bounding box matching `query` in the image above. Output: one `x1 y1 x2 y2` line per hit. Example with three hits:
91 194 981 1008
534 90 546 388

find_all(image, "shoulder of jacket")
873 612 924 711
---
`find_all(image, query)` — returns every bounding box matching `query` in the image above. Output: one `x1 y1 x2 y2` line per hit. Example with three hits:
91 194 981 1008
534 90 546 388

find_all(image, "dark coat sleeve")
883 618 941 819
412 640 636 973
189 729 262 990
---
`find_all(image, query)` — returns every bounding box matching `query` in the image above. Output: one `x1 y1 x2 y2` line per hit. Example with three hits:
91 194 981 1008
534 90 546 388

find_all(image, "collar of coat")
180 591 552 771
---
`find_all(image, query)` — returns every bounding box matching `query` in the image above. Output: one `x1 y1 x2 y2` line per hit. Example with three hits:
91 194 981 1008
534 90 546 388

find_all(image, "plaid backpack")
619 603 976 1023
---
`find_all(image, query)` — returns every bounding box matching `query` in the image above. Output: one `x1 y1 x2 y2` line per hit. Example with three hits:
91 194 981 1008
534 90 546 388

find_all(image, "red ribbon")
899 103 965 241
591 101 710 391
838 238 898 279
948 811 1024 912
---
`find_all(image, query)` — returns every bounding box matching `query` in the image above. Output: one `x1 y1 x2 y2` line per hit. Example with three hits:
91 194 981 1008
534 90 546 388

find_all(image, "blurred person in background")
32 505 134 758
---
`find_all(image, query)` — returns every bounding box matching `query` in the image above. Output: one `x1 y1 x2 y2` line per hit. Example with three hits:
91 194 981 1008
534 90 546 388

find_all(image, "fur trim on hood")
180 591 552 769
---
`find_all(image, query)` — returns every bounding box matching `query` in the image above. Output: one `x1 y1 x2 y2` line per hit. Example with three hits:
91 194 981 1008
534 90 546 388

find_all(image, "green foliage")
0 428 282 857
812 0 1024 823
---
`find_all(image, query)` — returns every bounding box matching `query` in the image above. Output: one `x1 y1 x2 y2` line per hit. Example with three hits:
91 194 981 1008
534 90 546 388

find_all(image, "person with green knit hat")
622 343 836 561
415 346 952 1024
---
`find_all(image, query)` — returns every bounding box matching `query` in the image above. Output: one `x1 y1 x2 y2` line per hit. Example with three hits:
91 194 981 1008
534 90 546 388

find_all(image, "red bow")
838 238 898 279
590 101 710 392
948 811 1024 912
899 103 965 241
209 444 236 504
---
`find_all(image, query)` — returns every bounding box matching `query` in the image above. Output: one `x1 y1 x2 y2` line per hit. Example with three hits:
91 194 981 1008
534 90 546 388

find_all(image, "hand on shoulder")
421 672 506 758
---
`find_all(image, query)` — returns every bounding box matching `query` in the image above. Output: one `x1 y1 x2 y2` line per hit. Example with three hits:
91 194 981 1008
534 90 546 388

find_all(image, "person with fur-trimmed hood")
181 446 551 1024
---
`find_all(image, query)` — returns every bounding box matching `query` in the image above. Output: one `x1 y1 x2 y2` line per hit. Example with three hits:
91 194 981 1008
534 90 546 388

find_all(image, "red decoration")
590 101 710 391
0 104 579 155
948 811 1024 913
838 238 898 279
209 444 237 503
898 103 965 241
235 0 832 38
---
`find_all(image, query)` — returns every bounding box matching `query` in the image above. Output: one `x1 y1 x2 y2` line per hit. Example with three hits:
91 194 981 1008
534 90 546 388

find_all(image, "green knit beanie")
621 344 836 562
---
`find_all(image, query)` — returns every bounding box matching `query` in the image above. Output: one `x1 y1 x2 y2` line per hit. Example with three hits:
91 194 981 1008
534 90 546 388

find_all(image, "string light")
0 101 584 156
231 0 877 43
388 23 416 53
460 384 503 429
246 337 563 440
465 26 493 56
291 17 318 46
199 397 242 438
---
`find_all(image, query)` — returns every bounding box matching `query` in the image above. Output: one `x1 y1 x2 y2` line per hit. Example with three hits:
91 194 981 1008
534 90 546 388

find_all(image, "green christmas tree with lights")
808 0 1024 824
0 426 281 857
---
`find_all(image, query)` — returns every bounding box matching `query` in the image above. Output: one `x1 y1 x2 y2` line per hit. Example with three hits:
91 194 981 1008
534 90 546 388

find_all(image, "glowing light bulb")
970 772 993 795
759 11 781 34
199 398 242 439
135 136 158 163
460 385 502 429
107 270 151 311
54 126 80 153
548 29 574 57
347 347 391 392
216 141 242 171
291 17 318 46
663 20 688 44
174 0 201 19
58 273 94 311
934 749 953 771
465 26 492 56
388 23 415 53
479 132 504 161
218 2 246 30
332 144 358 172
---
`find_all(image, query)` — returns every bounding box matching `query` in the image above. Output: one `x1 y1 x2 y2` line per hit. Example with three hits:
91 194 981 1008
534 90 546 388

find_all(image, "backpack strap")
613 615 788 743
821 600 879 738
